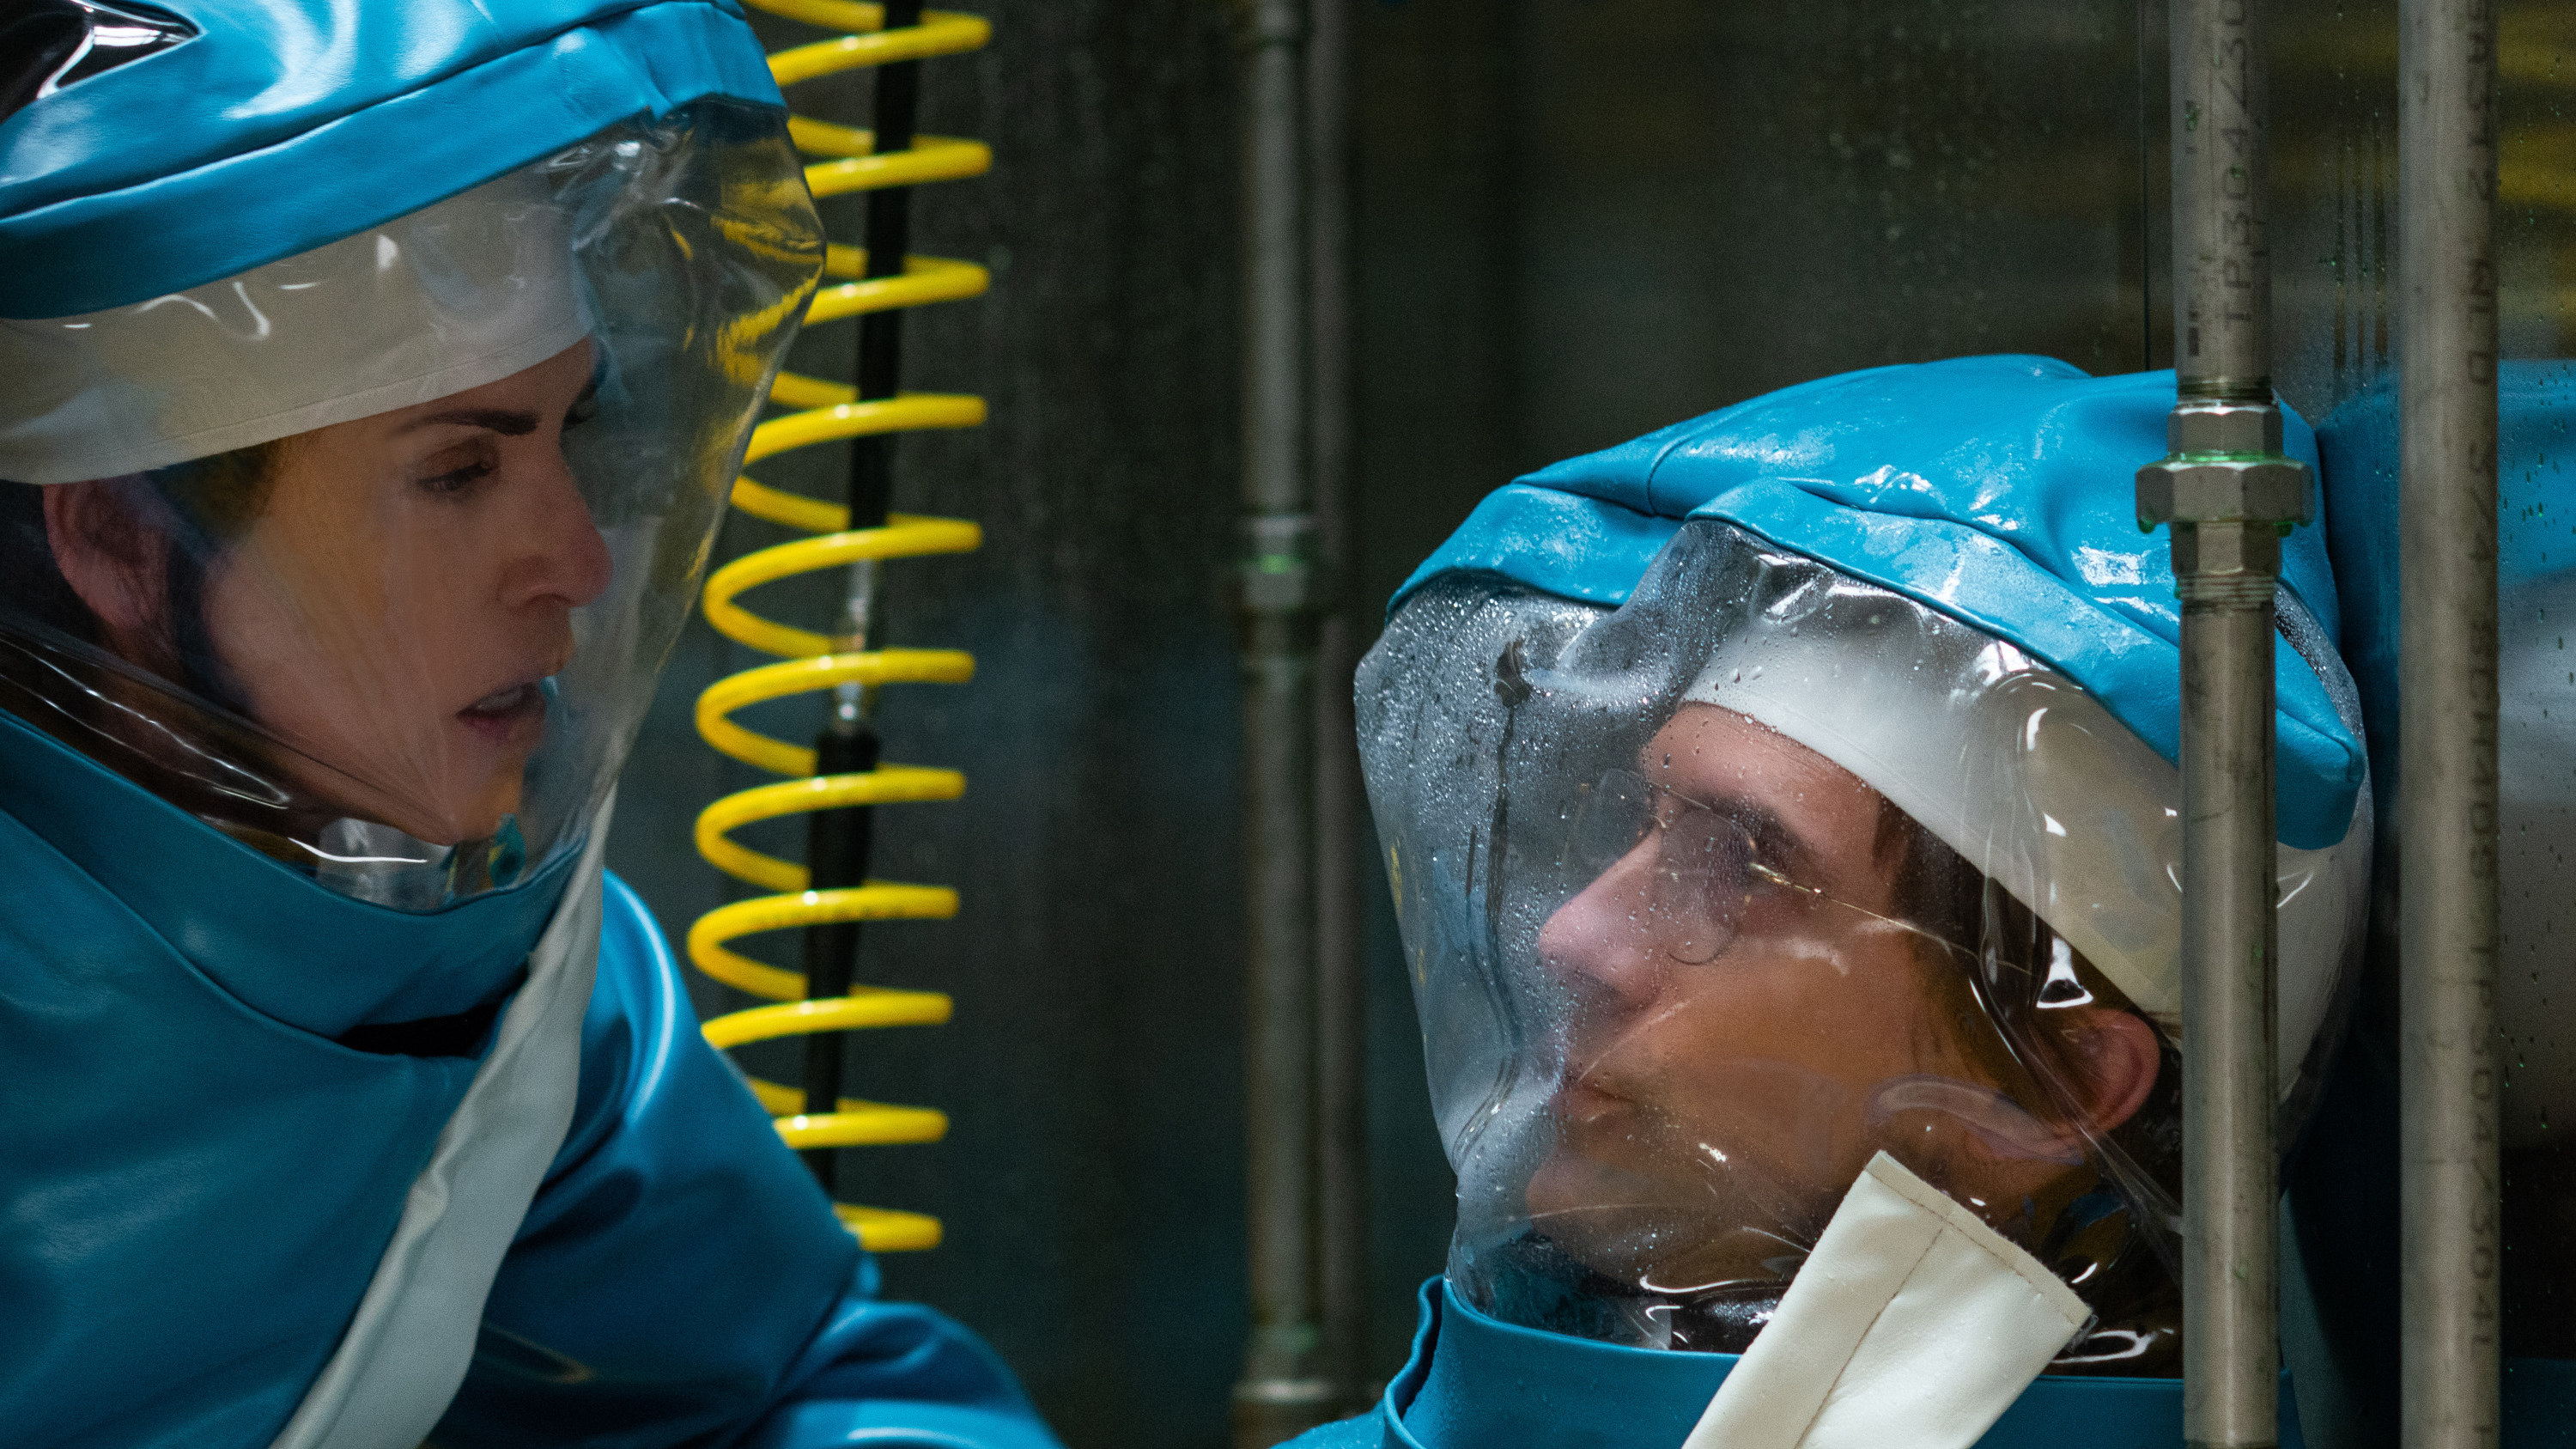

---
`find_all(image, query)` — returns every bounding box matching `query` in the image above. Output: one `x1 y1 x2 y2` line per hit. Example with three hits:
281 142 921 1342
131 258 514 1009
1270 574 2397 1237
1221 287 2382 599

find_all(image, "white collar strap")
264 795 611 1449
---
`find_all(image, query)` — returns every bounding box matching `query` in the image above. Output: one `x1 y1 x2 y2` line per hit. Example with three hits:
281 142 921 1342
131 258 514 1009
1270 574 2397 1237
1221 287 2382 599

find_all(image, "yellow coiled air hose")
689 0 992 1253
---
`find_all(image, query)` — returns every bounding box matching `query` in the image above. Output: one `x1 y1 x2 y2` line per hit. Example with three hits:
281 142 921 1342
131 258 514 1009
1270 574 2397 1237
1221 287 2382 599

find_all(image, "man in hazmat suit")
0 3 1058 1446
1296 356 2372 1449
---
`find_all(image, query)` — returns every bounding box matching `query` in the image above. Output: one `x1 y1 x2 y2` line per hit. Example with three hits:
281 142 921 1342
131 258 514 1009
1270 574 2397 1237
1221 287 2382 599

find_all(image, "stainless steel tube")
2171 0 2276 400
2139 3 2306 1445
2397 0 2501 1442
1306 0 1369 1421
2173 524 2286 1449
1234 0 1330 1442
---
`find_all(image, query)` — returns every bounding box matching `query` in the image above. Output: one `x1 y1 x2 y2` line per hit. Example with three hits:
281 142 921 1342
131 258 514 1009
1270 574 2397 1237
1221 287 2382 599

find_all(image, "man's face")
1527 703 2032 1288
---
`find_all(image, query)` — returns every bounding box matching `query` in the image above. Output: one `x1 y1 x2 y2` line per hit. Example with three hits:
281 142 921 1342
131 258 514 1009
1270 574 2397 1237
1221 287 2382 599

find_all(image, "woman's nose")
498 449 613 612
1536 841 1671 1017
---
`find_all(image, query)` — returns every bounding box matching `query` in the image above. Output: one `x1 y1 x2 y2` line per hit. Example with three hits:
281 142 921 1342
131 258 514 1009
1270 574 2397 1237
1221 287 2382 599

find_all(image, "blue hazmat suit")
0 3 1061 1446
0 705 1055 1449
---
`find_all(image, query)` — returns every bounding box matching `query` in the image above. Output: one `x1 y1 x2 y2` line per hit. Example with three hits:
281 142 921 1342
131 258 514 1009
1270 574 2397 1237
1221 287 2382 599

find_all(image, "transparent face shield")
0 102 823 909
1358 520 2368 1373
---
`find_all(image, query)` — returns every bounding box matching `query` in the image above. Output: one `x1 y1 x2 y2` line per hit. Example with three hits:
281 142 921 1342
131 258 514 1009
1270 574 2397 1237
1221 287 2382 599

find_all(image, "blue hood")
1394 355 2365 850
2315 358 2576 793
0 0 785 317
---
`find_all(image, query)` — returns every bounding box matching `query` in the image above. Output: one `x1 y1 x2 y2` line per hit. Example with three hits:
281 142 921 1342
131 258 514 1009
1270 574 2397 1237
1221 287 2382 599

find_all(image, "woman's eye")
418 455 496 496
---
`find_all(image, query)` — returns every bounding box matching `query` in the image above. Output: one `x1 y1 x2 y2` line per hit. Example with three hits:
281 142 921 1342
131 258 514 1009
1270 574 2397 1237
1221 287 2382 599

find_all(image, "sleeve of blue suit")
428 873 1061 1449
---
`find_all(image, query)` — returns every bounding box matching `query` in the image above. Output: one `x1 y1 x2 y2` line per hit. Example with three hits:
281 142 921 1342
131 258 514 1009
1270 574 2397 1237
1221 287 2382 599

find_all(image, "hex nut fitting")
2166 399 2284 456
2136 455 2313 527
2169 516 2284 581
2137 399 2312 528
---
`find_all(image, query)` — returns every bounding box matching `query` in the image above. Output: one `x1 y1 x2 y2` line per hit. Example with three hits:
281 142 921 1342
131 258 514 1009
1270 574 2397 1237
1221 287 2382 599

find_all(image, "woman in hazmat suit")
1292 356 2372 1449
0 3 1058 1446
2290 361 2576 1446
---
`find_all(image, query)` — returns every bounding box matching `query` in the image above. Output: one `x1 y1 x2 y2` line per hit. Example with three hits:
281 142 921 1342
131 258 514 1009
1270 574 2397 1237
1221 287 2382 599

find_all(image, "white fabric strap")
1679 1152 2090 1449
264 796 614 1449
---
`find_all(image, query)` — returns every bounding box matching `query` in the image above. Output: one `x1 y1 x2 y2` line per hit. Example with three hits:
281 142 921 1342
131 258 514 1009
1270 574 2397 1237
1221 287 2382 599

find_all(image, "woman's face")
1526 703 2120 1288
203 343 609 844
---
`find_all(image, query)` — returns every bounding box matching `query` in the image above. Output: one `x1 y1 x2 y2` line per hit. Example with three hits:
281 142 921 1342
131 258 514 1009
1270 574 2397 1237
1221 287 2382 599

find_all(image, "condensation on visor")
0 169 592 484
1680 562 2366 1071
1367 520 2370 1110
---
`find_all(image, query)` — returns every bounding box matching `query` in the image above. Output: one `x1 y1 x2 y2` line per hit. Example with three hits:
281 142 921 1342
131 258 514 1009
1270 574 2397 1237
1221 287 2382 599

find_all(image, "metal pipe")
2172 521 2287 1449
1233 0 1329 1442
800 0 927 1192
2137 2 2307 1444
2171 0 2276 400
1305 0 1370 1420
2397 0 2501 1440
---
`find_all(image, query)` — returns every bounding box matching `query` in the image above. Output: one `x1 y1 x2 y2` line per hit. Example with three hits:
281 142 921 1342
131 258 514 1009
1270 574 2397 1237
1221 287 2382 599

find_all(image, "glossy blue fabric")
0 706 1056 1447
1394 356 2365 849
0 708 561 1446
2314 360 2576 793
1285 1280 2305 1449
436 873 1059 1449
0 0 784 317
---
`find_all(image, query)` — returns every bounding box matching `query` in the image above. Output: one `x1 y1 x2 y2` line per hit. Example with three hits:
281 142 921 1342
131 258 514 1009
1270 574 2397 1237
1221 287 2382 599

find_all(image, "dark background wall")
607 7 1260 1448
1346 0 2162 633
598 3 2576 1446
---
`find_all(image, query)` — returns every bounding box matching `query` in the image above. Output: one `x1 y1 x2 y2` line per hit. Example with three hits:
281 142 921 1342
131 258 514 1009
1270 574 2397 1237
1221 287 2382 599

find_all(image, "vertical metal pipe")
2397 0 2501 1441
1305 0 1370 1420
2139 3 2307 1445
1234 0 1328 1442
2173 521 2286 1449
2172 0 2275 399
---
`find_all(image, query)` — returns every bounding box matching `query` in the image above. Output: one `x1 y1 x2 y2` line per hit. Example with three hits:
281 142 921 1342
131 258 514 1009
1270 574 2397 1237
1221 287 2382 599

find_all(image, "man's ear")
2055 1006 2164 1139
1948 1006 2160 1172
43 477 169 643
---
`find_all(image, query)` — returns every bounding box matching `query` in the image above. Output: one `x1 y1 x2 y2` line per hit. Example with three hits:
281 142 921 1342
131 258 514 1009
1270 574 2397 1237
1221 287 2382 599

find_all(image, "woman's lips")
455 681 547 744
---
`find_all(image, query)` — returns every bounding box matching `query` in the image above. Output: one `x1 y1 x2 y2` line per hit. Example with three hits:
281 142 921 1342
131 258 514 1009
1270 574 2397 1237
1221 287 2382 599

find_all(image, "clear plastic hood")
0 102 824 909
1358 519 2369 1372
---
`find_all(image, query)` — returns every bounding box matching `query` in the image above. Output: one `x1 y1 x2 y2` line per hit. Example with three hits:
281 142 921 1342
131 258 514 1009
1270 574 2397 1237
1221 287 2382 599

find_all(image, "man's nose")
1536 841 1673 1018
499 450 613 612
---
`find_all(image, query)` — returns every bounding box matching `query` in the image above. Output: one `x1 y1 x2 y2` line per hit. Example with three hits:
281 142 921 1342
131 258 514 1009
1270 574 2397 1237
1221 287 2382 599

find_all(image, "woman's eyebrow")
400 406 541 437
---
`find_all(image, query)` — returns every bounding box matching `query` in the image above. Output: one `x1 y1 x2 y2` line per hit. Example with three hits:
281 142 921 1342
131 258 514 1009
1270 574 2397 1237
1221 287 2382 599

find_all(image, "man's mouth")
1555 1073 1637 1125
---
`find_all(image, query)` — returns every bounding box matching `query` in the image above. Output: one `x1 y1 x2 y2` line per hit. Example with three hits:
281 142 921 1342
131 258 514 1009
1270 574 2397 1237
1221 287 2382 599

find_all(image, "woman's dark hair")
0 438 292 712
